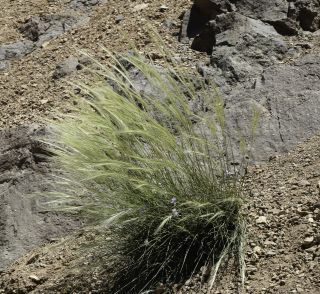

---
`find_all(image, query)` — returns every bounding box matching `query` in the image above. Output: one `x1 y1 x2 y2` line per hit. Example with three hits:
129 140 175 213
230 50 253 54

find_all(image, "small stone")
296 287 304 293
133 3 148 12
266 250 277 256
253 245 262 255
298 180 311 187
279 280 286 286
53 56 80 79
264 240 276 246
41 41 50 48
40 99 49 104
256 216 267 224
308 217 314 223
270 208 281 215
115 15 124 24
162 19 176 29
29 274 40 283
159 5 168 12
302 236 314 249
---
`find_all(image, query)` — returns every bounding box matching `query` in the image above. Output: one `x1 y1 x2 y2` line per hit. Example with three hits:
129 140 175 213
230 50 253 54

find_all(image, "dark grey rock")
208 13 288 84
194 0 234 19
0 14 88 64
223 54 320 162
0 61 10 71
235 0 288 22
296 0 320 31
191 22 215 54
69 0 103 10
179 5 209 44
19 14 88 45
0 125 82 270
0 41 34 61
184 0 320 49
162 19 178 30
115 15 124 24
53 56 81 79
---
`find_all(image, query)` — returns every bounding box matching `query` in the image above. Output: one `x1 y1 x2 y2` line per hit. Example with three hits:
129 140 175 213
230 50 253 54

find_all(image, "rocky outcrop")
223 54 320 162
193 0 320 34
180 0 320 162
0 125 82 270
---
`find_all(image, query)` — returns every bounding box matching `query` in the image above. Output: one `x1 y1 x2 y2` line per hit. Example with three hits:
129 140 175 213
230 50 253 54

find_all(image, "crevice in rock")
298 8 318 31
266 19 298 36
277 115 285 143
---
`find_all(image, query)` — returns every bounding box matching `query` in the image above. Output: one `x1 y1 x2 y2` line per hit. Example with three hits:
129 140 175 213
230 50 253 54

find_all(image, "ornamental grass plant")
45 48 255 293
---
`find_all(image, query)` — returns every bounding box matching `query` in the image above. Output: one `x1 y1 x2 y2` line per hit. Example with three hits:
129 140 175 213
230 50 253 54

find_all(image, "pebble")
159 5 169 12
133 4 148 12
298 180 311 187
266 250 277 256
29 274 40 283
302 236 314 249
256 216 267 224
115 15 124 24
253 246 262 255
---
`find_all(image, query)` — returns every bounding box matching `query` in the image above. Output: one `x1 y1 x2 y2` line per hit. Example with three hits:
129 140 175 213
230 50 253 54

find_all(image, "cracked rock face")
223 55 320 162
0 125 82 270
180 0 320 162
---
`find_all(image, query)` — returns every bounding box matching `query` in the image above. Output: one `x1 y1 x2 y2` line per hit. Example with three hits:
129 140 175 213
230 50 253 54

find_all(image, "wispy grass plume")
46 49 249 293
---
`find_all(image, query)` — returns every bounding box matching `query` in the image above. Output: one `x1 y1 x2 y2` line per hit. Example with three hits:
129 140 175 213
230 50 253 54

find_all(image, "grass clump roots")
47 49 248 293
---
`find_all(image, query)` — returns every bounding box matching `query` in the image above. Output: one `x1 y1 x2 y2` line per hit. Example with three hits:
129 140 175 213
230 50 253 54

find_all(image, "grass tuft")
46 49 249 293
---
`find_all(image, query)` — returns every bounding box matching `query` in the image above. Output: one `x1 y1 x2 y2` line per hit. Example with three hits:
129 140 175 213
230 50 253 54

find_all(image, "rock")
19 14 89 46
194 0 233 19
69 0 103 10
269 18 299 36
264 240 276 246
295 0 320 32
0 41 34 61
266 250 277 256
279 280 286 286
162 19 177 30
235 0 288 23
53 56 80 79
159 5 168 12
256 216 267 224
253 245 262 255
191 22 215 54
78 55 92 66
0 125 82 270
133 4 148 12
115 15 124 24
302 236 314 249
0 61 9 71
179 6 208 44
222 54 320 162
29 274 41 283
298 180 311 187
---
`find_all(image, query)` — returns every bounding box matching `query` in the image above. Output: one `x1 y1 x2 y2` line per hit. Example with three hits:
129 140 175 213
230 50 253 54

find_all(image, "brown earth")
0 0 204 127
0 0 320 293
